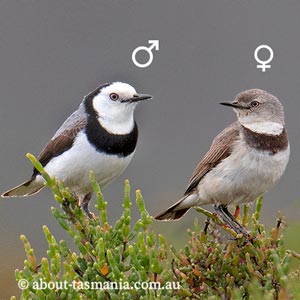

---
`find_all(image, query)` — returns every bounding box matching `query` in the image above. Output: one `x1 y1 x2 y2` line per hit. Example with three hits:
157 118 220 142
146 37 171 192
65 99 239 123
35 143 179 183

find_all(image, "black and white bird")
155 89 289 236
2 82 152 218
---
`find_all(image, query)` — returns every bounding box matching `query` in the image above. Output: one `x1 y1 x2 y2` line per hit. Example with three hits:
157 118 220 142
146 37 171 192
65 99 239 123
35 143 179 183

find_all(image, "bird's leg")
204 218 210 235
214 205 251 241
214 205 240 232
221 206 248 233
81 193 96 220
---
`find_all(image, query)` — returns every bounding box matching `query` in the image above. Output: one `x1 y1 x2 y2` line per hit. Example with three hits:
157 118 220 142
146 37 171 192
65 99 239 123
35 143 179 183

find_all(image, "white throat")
242 121 284 135
98 115 135 135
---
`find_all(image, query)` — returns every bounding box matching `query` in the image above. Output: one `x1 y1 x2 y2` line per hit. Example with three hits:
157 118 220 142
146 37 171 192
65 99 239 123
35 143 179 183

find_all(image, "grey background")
1 1 300 298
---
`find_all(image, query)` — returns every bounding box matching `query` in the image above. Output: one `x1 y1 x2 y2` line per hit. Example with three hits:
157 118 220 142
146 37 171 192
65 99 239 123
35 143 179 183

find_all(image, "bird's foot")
214 204 254 244
62 198 69 205
82 205 96 220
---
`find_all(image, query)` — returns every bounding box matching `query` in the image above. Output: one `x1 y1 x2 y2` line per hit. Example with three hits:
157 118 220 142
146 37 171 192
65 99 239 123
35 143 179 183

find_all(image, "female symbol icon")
254 45 274 72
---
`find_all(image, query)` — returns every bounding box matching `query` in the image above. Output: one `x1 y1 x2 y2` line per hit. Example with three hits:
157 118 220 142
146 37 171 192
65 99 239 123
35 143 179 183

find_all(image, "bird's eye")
250 100 259 107
109 93 119 101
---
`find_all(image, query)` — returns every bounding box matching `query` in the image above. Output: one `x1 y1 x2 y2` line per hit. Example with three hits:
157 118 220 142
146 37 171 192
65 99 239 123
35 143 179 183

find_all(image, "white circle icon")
254 45 274 72
18 279 29 290
132 40 159 68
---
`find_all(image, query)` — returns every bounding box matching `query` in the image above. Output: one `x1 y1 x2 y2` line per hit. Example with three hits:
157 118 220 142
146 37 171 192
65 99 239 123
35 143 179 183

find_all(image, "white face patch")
92 82 138 135
101 82 137 101
242 121 283 135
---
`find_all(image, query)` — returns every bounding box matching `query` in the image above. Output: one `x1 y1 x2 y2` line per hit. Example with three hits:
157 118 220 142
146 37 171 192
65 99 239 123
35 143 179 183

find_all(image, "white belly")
197 141 290 205
43 132 134 195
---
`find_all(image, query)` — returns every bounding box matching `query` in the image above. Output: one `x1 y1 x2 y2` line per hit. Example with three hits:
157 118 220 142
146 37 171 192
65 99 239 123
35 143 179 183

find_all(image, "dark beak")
126 93 153 103
220 101 246 109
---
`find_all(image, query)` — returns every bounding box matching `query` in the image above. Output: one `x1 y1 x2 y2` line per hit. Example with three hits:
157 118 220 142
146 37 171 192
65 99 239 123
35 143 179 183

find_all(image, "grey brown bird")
2 82 152 218
155 89 289 236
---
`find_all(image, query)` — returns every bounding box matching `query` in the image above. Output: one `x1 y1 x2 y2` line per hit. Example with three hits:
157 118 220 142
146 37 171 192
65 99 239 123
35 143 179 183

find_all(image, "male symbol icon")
132 40 159 68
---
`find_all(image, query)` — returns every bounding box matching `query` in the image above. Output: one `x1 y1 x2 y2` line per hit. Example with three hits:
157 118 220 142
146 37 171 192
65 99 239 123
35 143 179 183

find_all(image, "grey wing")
32 104 87 175
184 122 240 195
52 103 87 139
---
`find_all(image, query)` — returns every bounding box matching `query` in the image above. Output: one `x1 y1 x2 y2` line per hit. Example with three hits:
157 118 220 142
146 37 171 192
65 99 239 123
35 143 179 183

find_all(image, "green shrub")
10 154 300 300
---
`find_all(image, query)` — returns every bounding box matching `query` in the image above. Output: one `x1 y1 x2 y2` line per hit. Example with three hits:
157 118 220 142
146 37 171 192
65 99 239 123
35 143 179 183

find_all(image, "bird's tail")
1 178 44 198
154 194 198 221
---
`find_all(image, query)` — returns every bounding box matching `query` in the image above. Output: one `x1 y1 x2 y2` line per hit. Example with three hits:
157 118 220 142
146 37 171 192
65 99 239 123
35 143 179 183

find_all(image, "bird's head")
220 89 285 134
84 82 152 134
